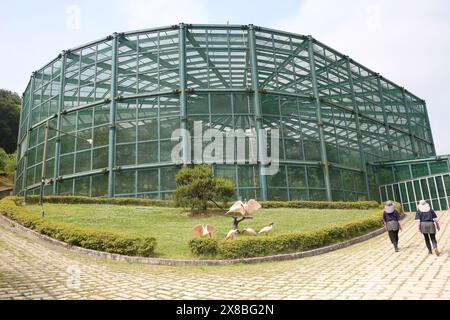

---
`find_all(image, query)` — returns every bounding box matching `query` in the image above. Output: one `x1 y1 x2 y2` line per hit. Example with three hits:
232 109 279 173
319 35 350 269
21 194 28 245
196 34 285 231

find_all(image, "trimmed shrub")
0 197 157 257
189 204 399 259
188 238 220 257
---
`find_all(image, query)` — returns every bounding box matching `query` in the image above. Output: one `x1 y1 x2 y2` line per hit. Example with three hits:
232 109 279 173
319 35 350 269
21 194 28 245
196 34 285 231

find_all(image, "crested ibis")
225 229 239 240
226 199 261 217
242 227 257 236
258 223 274 235
192 224 216 238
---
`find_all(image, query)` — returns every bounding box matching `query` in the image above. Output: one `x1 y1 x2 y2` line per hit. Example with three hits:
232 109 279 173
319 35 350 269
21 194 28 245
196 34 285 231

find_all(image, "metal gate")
379 173 450 212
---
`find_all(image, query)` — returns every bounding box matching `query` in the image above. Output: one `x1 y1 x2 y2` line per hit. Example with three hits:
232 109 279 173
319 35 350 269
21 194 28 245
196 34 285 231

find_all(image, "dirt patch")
182 210 226 218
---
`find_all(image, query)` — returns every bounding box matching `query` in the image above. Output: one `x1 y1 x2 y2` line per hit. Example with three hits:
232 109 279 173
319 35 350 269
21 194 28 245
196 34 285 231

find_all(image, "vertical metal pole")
248 24 268 201
108 33 119 198
376 75 394 159
39 120 50 215
441 174 449 210
422 100 435 155
401 88 418 156
13 90 25 195
346 57 370 200
307 36 332 201
22 75 35 200
178 23 189 165
53 51 67 194
433 176 441 211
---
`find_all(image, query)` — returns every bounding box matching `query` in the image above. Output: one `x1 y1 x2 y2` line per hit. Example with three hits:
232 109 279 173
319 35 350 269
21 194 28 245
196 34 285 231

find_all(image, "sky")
1 0 449 154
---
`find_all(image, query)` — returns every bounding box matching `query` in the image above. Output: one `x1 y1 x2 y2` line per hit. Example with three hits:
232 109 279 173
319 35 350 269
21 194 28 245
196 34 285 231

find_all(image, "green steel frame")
13 24 436 201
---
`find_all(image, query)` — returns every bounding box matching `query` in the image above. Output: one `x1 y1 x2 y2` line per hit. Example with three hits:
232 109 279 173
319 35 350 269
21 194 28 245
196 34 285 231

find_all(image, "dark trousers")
423 233 437 252
388 230 399 246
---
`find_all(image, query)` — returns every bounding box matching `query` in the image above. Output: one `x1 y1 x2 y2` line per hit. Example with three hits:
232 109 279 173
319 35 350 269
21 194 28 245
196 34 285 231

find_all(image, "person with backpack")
383 200 402 252
416 200 441 256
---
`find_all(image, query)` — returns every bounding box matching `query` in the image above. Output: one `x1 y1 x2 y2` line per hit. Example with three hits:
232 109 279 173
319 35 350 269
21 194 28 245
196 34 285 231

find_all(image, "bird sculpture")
226 199 261 217
192 224 216 238
242 227 257 236
225 229 239 240
258 223 274 235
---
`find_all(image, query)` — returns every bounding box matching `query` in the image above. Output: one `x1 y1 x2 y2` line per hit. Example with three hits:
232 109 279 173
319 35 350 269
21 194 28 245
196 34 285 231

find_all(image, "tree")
0 89 21 154
173 165 235 212
0 148 16 178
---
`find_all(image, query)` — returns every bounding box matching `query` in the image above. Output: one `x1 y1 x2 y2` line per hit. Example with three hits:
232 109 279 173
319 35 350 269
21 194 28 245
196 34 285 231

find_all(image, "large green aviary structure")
13 23 449 208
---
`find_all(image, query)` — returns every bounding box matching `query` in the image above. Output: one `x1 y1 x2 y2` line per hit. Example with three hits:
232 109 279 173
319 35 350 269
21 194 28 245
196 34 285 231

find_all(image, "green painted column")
22 74 35 199
345 57 371 200
401 88 418 157
178 23 190 165
422 100 436 155
248 24 268 201
376 75 394 159
13 92 25 195
107 33 119 198
307 36 332 201
53 51 67 194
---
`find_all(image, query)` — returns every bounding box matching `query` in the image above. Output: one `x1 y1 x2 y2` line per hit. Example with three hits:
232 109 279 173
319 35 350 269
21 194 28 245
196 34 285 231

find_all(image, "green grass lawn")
26 203 379 259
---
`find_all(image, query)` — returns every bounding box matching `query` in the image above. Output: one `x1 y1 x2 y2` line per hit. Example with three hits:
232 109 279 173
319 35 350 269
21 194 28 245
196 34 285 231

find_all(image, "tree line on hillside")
0 89 21 177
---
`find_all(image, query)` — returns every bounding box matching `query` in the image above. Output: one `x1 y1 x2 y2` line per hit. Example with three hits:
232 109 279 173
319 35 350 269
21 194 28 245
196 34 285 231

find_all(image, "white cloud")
119 0 210 30
275 0 450 155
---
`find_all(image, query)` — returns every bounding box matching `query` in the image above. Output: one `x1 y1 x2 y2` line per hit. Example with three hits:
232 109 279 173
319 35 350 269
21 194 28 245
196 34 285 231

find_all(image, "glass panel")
116 144 136 166
268 166 286 188
399 183 407 204
420 179 430 201
91 174 108 197
287 166 306 188
115 171 136 195
137 169 159 193
92 147 108 170
411 163 429 178
74 176 90 196
307 167 324 188
428 178 437 199
429 161 448 175
160 167 178 191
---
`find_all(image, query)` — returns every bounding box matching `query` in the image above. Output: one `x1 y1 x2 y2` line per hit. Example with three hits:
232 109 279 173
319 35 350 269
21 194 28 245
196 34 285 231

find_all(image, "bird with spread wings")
192 224 216 238
226 199 261 217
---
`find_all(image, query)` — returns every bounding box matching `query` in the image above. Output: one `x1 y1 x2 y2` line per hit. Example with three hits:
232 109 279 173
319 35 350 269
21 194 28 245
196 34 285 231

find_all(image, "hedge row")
258 200 380 210
189 202 402 259
0 197 157 256
22 195 175 208
21 195 380 210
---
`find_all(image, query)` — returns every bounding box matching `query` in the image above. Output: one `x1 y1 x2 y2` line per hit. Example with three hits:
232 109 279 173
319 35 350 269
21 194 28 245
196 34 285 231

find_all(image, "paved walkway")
0 212 449 300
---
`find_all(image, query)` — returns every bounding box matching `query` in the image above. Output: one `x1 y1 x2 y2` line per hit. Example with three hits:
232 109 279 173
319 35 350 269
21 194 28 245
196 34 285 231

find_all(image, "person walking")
383 200 402 252
416 200 441 256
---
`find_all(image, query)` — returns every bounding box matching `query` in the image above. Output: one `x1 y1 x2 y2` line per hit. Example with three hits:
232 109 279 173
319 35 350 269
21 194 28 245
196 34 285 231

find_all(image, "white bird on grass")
242 227 257 236
258 223 274 235
226 199 261 217
192 224 216 238
225 229 239 240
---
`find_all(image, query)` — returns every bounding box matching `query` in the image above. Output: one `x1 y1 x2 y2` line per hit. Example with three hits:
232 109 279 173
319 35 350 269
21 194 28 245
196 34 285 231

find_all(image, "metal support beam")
401 87 418 156
52 51 67 194
107 34 119 198
376 75 394 159
346 57 371 200
422 101 436 155
179 23 190 165
248 25 268 201
307 36 332 201
22 76 35 200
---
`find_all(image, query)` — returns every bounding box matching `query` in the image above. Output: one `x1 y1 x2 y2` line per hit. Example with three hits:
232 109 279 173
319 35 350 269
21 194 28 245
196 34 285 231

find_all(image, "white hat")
384 200 395 214
418 200 430 213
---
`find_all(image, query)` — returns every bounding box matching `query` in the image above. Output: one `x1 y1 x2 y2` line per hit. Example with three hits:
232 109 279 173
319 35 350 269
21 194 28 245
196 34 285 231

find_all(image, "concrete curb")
0 214 385 266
